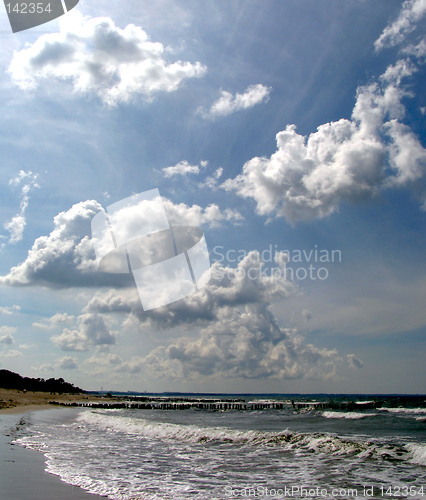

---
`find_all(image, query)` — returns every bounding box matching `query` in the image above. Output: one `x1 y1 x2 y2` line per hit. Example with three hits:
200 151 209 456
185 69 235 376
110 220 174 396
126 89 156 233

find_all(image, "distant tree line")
0 369 84 394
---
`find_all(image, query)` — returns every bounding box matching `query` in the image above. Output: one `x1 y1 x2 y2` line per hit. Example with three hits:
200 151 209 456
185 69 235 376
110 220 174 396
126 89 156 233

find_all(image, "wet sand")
0 391 110 499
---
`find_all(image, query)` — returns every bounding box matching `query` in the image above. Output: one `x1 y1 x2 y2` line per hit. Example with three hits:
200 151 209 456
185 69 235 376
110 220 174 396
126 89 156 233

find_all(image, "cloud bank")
84 253 359 381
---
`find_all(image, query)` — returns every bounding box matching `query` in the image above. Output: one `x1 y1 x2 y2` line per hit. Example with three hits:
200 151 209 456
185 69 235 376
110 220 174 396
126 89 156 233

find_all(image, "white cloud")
31 363 55 377
0 332 14 345
3 170 39 245
0 305 21 315
86 252 358 381
222 1 426 223
223 62 426 223
51 313 117 352
0 200 105 287
8 11 206 106
380 58 417 85
1 349 22 358
4 215 26 244
374 0 426 51
0 327 18 358
34 363 55 372
82 352 147 378
161 198 243 227
0 326 17 335
214 167 223 179
201 84 271 118
145 306 342 381
385 120 426 185
9 170 37 187
56 356 78 370
347 354 364 370
116 356 146 374
86 251 294 324
162 160 207 178
403 38 426 58
0 196 240 287
199 167 224 190
18 344 33 350
33 313 75 329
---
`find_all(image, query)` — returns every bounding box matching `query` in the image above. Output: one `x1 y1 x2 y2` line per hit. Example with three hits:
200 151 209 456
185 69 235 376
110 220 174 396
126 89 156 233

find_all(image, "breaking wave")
77 410 423 465
321 411 377 420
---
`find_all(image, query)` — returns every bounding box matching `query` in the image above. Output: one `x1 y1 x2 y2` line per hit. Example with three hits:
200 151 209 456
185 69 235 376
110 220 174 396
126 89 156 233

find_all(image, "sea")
10 395 426 500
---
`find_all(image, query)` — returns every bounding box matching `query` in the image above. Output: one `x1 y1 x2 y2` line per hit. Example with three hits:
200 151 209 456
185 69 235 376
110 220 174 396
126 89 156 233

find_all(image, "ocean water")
12 396 426 499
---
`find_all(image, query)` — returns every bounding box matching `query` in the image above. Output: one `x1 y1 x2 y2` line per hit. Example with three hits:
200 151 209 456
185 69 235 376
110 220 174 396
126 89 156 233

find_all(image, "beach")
0 388 97 413
3 394 426 500
1 393 426 499
0 390 108 499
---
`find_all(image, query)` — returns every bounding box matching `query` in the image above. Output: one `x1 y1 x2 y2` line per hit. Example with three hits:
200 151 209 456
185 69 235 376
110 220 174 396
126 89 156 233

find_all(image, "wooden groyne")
49 397 382 412
52 400 292 411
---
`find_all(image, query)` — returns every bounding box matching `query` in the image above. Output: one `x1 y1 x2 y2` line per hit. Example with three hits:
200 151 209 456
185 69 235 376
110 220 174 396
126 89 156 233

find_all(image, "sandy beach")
0 391 109 499
0 388 99 414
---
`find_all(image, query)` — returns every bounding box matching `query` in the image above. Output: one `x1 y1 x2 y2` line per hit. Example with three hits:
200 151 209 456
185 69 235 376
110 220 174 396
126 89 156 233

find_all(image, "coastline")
0 393 109 499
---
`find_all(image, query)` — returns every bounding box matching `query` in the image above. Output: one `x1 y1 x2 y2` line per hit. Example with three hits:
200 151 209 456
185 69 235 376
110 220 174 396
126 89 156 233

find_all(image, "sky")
0 0 425 394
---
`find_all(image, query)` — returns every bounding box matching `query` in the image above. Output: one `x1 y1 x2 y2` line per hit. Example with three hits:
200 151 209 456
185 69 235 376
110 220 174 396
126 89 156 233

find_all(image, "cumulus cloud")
51 313 116 351
374 0 426 51
86 252 358 381
223 58 426 223
222 1 426 223
0 200 111 287
0 325 17 335
32 363 55 373
0 305 21 315
82 352 147 377
1 349 22 358
56 356 78 370
145 306 341 380
347 354 364 369
8 11 206 106
201 84 271 118
0 327 18 359
403 38 426 57
199 167 224 190
0 196 240 288
3 170 39 245
33 313 75 329
162 160 208 178
86 252 294 325
161 197 243 227
0 333 14 345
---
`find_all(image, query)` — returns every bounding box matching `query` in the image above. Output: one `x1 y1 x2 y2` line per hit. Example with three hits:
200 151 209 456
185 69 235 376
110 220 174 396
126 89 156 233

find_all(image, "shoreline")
0 403 60 415
0 397 108 499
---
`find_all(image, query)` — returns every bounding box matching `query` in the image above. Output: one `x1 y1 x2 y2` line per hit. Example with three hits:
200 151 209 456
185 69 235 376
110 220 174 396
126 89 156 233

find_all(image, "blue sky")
0 0 425 393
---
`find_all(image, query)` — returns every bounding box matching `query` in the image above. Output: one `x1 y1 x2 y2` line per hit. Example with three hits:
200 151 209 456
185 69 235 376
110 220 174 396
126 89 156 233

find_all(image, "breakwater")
49 397 382 412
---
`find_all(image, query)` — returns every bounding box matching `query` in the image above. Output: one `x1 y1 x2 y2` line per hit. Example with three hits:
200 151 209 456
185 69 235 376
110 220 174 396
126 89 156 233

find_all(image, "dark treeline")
0 369 84 394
